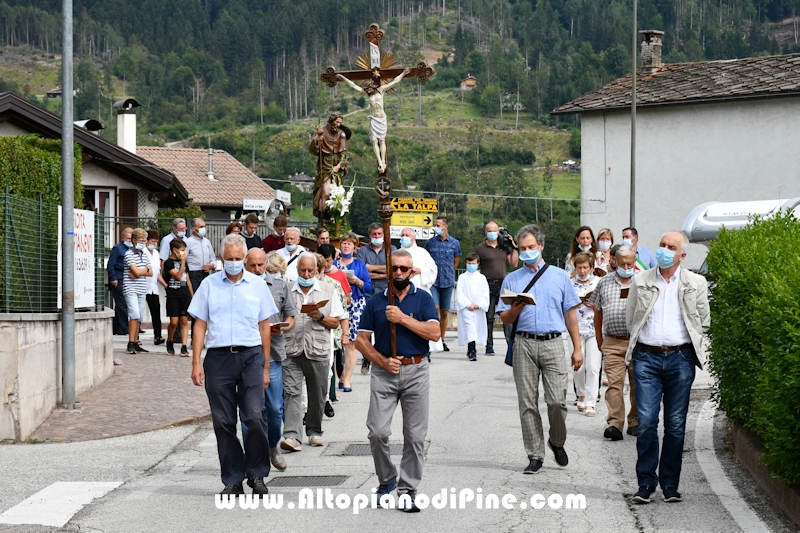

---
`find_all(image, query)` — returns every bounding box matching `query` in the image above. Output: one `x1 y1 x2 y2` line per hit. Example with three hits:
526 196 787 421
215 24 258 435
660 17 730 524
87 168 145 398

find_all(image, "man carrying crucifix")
337 67 411 174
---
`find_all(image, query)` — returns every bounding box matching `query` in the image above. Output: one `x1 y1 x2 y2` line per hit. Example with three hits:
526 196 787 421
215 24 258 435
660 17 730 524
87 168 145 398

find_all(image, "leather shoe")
219 483 244 496
627 425 638 437
604 426 624 441
548 439 568 466
324 400 335 418
247 477 269 498
523 458 543 474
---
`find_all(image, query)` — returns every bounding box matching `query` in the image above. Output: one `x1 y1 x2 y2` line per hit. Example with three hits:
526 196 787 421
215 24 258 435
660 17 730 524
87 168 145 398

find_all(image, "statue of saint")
309 112 351 225
336 67 411 173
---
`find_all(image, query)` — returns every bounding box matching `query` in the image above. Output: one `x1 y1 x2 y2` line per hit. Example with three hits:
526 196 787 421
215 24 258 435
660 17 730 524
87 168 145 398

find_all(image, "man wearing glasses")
355 250 441 513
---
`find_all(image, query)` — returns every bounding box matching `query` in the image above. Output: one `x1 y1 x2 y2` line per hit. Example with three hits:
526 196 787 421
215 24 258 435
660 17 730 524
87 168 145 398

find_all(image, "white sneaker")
269 447 287 471
308 435 324 447
280 438 302 452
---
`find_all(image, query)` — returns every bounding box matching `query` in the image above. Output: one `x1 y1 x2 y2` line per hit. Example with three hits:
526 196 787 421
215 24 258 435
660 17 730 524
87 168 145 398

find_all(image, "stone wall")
0 309 114 442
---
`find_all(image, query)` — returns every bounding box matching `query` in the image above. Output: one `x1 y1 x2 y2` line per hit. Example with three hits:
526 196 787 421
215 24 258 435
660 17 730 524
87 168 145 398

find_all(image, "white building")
551 31 800 269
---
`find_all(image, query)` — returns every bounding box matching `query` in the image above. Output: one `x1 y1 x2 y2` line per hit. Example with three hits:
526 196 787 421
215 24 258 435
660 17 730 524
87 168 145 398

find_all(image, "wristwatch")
316 313 325 323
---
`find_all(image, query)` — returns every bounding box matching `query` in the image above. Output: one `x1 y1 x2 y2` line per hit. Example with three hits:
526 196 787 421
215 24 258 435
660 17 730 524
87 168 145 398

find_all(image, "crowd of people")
107 214 709 511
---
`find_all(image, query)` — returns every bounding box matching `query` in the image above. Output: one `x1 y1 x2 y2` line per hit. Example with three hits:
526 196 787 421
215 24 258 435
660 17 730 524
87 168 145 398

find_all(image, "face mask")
371 237 384 247
197 228 206 238
466 264 479 273
578 244 592 252
576 272 593 282
297 276 315 287
324 266 333 273
147 244 156 251
135 243 145 251
486 231 498 242
243 229 252 237
617 267 635 278
274 229 282 237
123 241 133 248
622 239 633 247
340 251 353 259
260 272 268 280
285 243 297 252
433 227 444 236
400 236 412 248
177 231 185 239
392 278 411 291
598 241 611 252
224 260 244 276
656 247 676 268
519 249 541 266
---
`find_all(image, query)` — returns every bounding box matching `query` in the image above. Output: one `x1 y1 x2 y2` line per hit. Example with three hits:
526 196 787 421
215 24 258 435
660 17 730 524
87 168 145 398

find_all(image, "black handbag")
505 264 549 367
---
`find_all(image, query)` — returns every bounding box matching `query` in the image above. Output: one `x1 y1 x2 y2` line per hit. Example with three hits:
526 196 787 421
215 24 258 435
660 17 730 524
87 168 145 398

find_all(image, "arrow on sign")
423 216 432 225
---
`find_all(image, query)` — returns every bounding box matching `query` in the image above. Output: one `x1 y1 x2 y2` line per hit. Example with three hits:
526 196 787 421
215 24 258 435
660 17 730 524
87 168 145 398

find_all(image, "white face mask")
598 241 611 252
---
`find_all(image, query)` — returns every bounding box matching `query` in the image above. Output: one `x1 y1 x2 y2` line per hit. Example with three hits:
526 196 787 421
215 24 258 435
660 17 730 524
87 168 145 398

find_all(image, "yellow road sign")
391 197 439 212
391 212 434 227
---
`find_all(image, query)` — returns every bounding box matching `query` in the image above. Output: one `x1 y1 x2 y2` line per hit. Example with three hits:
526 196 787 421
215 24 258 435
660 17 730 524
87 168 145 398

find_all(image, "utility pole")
61 0 75 409
630 0 637 228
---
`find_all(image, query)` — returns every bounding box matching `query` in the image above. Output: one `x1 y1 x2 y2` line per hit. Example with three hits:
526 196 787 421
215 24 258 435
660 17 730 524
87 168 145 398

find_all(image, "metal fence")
0 192 105 313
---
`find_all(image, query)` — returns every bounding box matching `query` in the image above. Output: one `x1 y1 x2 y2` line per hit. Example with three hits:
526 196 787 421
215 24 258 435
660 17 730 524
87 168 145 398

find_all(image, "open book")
301 300 329 313
580 291 594 303
501 291 536 306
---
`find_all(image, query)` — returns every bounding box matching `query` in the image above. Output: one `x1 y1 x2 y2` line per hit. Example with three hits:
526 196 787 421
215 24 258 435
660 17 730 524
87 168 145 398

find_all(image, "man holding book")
497 224 583 475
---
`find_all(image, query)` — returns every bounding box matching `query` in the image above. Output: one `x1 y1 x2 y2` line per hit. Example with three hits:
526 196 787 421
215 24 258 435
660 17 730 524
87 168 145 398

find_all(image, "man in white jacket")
400 228 441 353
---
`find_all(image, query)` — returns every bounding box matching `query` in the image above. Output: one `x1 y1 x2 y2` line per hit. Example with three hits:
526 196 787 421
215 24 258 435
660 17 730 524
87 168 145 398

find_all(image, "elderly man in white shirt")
399 227 437 294
277 227 306 283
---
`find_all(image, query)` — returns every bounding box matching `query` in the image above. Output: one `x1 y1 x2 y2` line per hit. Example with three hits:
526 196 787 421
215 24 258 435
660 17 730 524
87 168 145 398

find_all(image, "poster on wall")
58 207 95 309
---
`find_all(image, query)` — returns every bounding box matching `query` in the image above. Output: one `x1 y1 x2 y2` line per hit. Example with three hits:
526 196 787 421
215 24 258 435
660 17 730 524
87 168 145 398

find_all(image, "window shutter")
119 189 139 239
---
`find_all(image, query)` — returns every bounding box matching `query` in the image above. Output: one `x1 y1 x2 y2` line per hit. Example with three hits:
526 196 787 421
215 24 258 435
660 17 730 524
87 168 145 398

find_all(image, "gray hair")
194 217 204 225
172 218 186 229
516 224 545 245
368 222 383 234
615 245 635 258
661 231 690 253
285 227 301 238
221 233 246 254
298 251 318 266
392 249 413 261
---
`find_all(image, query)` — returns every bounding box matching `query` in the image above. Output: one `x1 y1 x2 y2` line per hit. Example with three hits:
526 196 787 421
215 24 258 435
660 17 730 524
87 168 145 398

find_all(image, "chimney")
207 147 215 181
112 98 141 154
74 119 104 135
640 30 664 70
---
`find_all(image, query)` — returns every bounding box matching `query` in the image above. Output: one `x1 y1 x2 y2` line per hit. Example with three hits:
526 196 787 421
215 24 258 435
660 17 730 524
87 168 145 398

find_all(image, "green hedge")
0 135 83 207
706 212 800 485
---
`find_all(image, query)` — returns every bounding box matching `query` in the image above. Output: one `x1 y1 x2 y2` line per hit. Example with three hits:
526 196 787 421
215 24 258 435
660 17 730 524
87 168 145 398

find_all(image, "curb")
731 421 800 527
135 413 213 435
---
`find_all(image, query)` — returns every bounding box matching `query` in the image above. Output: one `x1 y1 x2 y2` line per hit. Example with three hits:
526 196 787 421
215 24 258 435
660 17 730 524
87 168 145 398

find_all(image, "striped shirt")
123 249 151 295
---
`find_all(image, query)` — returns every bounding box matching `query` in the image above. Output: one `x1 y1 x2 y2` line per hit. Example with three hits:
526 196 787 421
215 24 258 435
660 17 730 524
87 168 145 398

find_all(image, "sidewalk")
30 333 210 443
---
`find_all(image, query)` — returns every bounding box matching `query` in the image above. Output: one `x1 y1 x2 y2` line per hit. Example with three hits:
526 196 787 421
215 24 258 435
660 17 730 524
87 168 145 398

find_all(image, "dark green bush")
706 212 800 484
0 135 83 206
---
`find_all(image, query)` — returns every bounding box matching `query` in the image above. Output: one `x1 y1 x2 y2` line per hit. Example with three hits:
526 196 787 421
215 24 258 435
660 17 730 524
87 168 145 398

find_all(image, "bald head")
245 247 267 276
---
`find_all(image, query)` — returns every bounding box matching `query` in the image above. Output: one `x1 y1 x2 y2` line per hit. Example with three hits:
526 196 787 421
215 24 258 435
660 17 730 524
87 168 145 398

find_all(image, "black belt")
516 331 561 341
212 345 258 353
487 279 504 284
636 342 692 353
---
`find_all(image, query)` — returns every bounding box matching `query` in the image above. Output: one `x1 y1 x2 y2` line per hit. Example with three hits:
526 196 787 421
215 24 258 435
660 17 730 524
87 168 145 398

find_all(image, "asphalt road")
0 334 797 533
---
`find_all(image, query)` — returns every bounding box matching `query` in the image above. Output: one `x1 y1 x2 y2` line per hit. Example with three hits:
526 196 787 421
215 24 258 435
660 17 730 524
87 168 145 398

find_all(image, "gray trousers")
283 353 329 440
512 336 569 461
367 359 429 494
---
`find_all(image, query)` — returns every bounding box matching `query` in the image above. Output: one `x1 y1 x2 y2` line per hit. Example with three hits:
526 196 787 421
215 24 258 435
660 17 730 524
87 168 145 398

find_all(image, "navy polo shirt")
359 283 439 357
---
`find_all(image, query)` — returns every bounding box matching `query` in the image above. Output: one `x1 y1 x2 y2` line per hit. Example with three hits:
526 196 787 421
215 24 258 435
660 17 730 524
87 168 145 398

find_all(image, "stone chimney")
640 30 664 70
112 98 141 154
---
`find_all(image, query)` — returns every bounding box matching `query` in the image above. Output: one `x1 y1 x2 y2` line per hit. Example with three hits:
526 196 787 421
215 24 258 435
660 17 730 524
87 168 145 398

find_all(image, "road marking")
0 482 122 527
695 400 769 532
198 432 217 447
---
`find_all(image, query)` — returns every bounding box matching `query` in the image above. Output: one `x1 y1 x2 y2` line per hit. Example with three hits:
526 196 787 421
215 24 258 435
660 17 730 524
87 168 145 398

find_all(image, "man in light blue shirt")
498 224 583 475
189 233 278 499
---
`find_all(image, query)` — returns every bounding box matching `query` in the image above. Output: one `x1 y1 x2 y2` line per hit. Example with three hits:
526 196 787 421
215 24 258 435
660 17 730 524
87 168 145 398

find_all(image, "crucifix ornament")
321 23 435 175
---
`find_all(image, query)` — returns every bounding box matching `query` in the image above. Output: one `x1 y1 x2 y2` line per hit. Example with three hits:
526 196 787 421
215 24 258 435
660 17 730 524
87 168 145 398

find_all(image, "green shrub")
706 211 800 484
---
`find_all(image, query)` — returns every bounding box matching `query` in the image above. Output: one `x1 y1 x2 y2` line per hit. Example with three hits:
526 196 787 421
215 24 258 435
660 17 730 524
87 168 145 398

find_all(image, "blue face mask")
656 247 676 268
340 251 353 259
285 243 297 252
433 227 444 236
371 237 384 247
617 267 635 278
297 276 315 287
224 260 244 276
578 244 592 252
135 243 145 251
400 236 412 248
466 264 479 273
260 272 268 280
622 239 633 247
147 244 156 251
519 249 541 266
123 241 133 248
486 231 498 242
197 228 206 238
177 231 185 239
576 272 594 282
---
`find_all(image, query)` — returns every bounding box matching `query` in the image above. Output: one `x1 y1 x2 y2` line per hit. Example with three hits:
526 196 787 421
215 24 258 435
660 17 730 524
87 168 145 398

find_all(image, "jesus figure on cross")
337 67 411 174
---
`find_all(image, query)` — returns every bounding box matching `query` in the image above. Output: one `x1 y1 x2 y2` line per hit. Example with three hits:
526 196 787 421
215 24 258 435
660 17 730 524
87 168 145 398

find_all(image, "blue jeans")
633 344 696 490
241 361 284 449
430 285 453 311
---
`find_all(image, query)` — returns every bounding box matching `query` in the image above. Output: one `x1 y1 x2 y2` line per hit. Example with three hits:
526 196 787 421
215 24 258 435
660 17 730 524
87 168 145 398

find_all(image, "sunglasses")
391 265 411 273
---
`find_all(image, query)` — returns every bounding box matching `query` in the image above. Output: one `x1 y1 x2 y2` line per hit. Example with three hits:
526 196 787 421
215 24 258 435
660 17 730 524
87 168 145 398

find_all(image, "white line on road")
0 481 122 527
695 399 770 533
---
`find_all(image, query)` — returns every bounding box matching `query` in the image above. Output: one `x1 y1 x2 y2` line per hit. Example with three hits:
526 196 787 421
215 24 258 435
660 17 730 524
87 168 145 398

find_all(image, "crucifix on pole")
320 23 435 357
